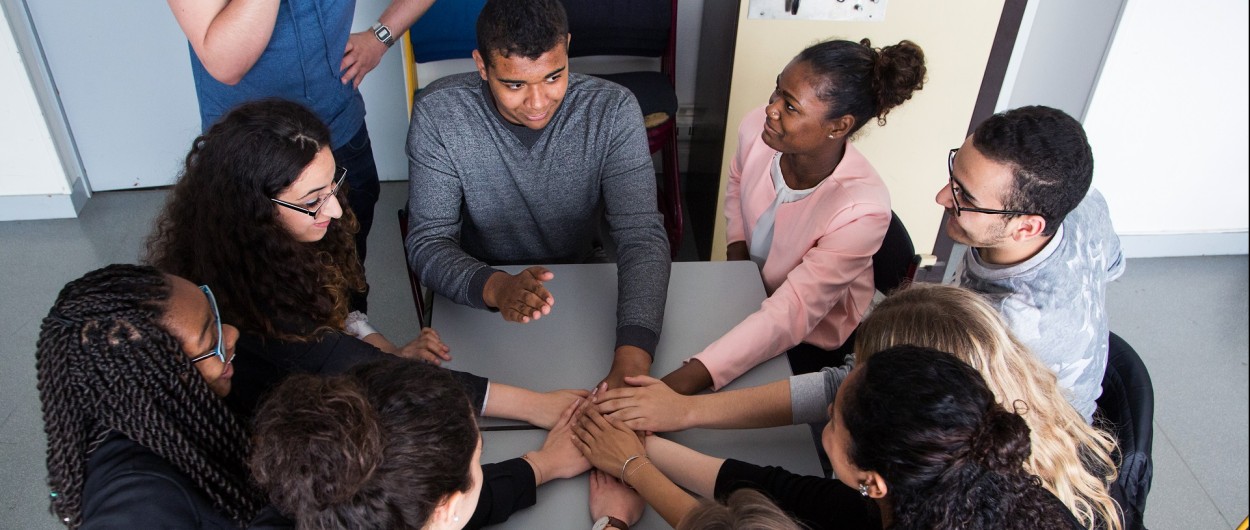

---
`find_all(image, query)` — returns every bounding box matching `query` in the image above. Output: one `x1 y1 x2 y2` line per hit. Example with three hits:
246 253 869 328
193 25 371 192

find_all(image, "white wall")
0 1 82 221
1083 0 1249 256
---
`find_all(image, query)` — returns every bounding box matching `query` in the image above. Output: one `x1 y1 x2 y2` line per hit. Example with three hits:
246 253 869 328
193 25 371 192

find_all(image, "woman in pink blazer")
663 39 927 393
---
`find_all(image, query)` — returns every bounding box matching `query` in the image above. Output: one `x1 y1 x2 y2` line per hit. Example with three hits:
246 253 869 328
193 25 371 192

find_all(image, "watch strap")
592 516 630 530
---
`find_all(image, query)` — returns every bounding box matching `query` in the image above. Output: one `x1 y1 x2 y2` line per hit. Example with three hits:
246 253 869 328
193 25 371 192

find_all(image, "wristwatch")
592 516 630 530
370 21 395 48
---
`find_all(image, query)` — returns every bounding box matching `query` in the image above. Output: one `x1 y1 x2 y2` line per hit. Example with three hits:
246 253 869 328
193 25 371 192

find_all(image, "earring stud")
859 483 869 497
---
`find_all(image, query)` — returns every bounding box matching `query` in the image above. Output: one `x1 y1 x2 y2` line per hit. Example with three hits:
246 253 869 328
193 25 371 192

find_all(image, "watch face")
375 25 393 43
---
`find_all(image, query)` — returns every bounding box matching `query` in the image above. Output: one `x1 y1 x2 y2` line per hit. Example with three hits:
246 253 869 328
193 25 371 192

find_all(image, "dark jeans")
333 123 380 313
333 122 380 264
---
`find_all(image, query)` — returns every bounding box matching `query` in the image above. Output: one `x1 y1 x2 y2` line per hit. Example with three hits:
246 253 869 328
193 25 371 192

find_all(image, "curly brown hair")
36 265 264 528
145 99 365 341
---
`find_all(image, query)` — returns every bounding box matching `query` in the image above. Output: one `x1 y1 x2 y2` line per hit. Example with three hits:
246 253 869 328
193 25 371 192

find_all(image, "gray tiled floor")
1 184 1246 528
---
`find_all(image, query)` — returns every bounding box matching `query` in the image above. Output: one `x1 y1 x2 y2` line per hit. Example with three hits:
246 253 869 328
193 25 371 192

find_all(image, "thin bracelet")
521 454 543 484
623 458 652 489
620 454 644 483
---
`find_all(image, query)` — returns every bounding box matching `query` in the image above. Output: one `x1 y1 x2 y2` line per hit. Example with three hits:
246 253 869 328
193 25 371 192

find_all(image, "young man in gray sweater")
936 105 1124 423
405 0 671 392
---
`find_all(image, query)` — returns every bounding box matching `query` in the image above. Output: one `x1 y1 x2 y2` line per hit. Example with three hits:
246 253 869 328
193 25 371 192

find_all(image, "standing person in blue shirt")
405 0 671 392
167 0 435 306
936 105 1125 423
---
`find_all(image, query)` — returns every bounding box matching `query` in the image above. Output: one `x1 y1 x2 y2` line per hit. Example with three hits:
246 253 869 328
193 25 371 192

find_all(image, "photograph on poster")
748 0 889 21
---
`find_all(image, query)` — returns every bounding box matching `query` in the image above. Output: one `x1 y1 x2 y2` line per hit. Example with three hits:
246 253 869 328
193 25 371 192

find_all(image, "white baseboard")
1120 231 1248 258
0 176 90 222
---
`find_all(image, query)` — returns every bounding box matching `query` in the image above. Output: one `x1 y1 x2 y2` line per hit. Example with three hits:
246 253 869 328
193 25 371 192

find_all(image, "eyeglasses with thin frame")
270 167 348 217
946 148 1035 217
189 285 233 365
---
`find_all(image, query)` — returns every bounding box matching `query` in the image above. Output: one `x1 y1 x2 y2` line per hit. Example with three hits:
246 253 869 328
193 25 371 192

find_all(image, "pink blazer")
692 106 891 389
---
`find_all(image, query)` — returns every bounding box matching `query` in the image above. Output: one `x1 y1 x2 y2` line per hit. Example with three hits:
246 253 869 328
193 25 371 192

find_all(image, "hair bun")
966 407 1032 473
866 39 927 124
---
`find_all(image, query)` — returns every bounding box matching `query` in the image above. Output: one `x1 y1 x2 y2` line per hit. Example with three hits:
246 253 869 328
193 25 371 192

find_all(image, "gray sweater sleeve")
601 94 671 356
405 95 499 310
789 357 854 425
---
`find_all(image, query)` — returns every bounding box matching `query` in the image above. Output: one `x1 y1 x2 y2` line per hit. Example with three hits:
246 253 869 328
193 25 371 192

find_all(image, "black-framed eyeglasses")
270 167 348 217
946 148 1035 217
189 285 233 365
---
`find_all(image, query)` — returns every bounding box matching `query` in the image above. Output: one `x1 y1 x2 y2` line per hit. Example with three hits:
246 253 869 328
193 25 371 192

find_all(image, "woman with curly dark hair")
662 38 928 394
35 264 278 528
145 99 582 426
575 345 1085 529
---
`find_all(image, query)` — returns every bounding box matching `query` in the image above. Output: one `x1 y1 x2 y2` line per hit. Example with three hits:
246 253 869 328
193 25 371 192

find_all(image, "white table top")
433 261 824 528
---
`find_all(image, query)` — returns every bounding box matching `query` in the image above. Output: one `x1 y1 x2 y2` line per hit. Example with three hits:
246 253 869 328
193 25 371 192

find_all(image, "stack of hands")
524 379 698 529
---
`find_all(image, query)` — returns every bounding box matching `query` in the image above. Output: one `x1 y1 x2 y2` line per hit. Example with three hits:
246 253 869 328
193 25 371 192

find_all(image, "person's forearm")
626 464 702 528
360 332 397 354
691 379 792 429
603 346 652 388
481 383 540 424
661 359 713 395
167 0 280 84
644 437 723 498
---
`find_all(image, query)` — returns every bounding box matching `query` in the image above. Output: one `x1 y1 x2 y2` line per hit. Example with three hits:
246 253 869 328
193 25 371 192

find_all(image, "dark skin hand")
601 346 652 391
660 358 714 395
482 266 555 323
726 241 749 261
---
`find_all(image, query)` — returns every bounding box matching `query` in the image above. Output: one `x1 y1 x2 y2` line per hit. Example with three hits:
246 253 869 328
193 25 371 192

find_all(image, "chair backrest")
872 211 919 295
561 0 676 82
397 208 429 328
402 0 486 111
1097 332 1155 530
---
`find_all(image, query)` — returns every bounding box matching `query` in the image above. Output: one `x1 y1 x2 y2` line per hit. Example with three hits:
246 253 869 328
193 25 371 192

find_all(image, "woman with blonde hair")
595 283 1121 530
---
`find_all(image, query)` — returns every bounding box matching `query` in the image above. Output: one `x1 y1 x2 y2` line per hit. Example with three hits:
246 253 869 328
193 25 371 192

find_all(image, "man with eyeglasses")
936 105 1124 424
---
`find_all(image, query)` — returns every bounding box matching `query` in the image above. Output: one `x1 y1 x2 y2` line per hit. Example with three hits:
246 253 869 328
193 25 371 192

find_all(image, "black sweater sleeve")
464 458 538 529
714 459 880 530
227 332 489 420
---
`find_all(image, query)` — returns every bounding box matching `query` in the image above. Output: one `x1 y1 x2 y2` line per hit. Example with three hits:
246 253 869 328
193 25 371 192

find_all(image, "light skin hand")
660 358 714 395
572 404 647 477
524 399 591 484
726 241 749 261
595 375 693 432
340 31 388 88
361 329 448 365
589 469 644 526
482 267 555 323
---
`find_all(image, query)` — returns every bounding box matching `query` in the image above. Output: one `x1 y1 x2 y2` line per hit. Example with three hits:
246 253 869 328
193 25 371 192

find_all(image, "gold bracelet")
624 458 652 488
521 454 543 484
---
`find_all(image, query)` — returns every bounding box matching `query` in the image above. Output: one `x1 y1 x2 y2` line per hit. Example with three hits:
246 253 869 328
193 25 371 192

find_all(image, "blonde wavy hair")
854 283 1121 530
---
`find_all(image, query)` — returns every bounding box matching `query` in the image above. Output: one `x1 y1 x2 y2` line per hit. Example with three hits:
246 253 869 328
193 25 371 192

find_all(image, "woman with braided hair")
145 99 585 427
35 264 283 528
575 346 1086 529
662 38 927 394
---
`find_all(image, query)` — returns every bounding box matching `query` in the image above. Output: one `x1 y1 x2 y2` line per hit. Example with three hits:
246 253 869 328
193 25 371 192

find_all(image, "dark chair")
1097 332 1155 530
397 208 430 328
872 211 920 295
561 0 683 258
